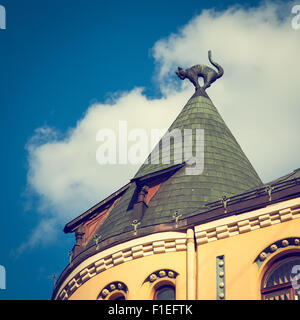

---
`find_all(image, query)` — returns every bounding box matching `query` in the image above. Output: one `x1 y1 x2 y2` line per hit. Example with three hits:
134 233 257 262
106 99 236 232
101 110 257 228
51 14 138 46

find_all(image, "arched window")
154 285 175 300
261 254 300 300
98 281 128 300
144 269 178 300
108 292 126 300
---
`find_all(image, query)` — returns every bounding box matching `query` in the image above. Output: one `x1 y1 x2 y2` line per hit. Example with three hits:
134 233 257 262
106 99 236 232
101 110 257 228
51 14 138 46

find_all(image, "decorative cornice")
54 182 300 299
254 237 300 268
53 194 300 300
144 269 178 284
55 232 187 300
98 281 128 300
195 199 300 245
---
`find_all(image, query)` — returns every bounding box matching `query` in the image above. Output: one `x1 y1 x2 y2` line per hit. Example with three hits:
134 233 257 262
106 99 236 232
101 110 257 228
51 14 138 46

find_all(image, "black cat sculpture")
176 50 224 93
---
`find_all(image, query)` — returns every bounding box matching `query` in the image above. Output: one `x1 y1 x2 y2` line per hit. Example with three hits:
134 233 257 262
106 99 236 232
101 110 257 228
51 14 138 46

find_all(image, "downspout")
186 228 196 299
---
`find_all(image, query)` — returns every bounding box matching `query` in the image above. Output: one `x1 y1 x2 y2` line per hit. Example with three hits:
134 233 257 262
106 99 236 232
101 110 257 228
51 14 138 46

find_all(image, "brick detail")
279 208 293 222
57 236 187 300
195 205 300 246
195 231 208 245
57 204 300 300
238 220 251 234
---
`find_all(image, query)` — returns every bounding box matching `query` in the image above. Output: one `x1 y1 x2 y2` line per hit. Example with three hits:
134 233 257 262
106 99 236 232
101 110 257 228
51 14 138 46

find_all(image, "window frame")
261 254 300 300
150 278 176 300
107 291 126 300
154 284 176 300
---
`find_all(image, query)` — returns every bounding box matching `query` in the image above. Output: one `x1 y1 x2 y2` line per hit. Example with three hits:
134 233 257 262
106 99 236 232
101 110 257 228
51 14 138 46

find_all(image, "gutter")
186 228 196 299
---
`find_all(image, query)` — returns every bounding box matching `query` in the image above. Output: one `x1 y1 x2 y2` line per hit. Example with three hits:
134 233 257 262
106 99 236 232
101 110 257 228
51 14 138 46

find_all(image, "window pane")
155 285 175 300
108 292 126 300
263 288 291 300
294 288 300 300
114 295 125 300
265 257 300 288
261 254 300 300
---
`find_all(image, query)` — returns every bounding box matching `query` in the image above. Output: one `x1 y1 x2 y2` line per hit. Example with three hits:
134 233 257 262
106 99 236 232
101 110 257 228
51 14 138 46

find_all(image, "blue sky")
1 0 299 300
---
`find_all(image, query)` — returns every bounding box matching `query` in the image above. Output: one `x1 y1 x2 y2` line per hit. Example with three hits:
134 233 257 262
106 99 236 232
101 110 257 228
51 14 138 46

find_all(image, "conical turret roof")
87 93 263 245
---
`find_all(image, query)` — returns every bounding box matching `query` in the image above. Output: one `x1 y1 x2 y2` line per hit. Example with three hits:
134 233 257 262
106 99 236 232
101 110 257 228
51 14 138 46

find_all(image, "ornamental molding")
216 255 225 300
254 237 300 268
55 231 187 300
55 198 300 300
98 281 128 300
144 269 178 284
195 197 300 245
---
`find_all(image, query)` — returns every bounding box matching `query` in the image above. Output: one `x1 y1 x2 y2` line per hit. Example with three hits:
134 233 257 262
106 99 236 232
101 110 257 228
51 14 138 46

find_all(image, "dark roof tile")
87 94 263 246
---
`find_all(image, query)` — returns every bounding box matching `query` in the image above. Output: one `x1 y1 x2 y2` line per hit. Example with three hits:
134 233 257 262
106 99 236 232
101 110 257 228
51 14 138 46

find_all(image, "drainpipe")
186 228 196 300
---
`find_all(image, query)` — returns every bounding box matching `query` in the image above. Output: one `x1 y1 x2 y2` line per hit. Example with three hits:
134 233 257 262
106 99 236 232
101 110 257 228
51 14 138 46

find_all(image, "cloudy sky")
0 0 300 299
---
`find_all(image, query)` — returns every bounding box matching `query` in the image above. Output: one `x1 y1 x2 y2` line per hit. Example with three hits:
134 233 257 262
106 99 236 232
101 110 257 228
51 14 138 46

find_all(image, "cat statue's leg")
202 71 218 90
190 76 201 91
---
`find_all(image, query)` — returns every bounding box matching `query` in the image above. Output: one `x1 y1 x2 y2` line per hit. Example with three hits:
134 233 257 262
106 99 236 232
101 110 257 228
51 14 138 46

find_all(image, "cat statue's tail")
208 50 224 79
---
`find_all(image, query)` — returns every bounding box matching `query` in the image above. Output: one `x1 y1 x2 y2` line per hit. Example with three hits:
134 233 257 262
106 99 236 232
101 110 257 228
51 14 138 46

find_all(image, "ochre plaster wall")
196 217 300 300
57 198 300 300
69 251 186 300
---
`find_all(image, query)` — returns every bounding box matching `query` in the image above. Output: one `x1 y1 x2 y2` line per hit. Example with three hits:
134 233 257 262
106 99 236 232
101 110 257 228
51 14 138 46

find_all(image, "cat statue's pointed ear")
176 67 186 80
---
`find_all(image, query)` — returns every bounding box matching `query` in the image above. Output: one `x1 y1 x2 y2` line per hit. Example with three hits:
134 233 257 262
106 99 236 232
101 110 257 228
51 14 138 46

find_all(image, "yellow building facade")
52 195 300 300
52 72 300 301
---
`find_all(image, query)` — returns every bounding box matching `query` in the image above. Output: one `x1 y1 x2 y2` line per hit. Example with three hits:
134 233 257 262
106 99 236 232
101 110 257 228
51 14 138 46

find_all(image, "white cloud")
20 89 190 252
21 1 300 250
14 218 58 256
26 89 189 219
154 1 300 181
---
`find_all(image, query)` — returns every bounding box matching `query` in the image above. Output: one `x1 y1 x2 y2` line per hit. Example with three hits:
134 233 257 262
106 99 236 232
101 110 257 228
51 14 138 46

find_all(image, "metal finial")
52 274 57 287
131 220 141 236
265 185 274 201
172 211 182 228
221 196 229 213
68 251 72 264
93 234 102 250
